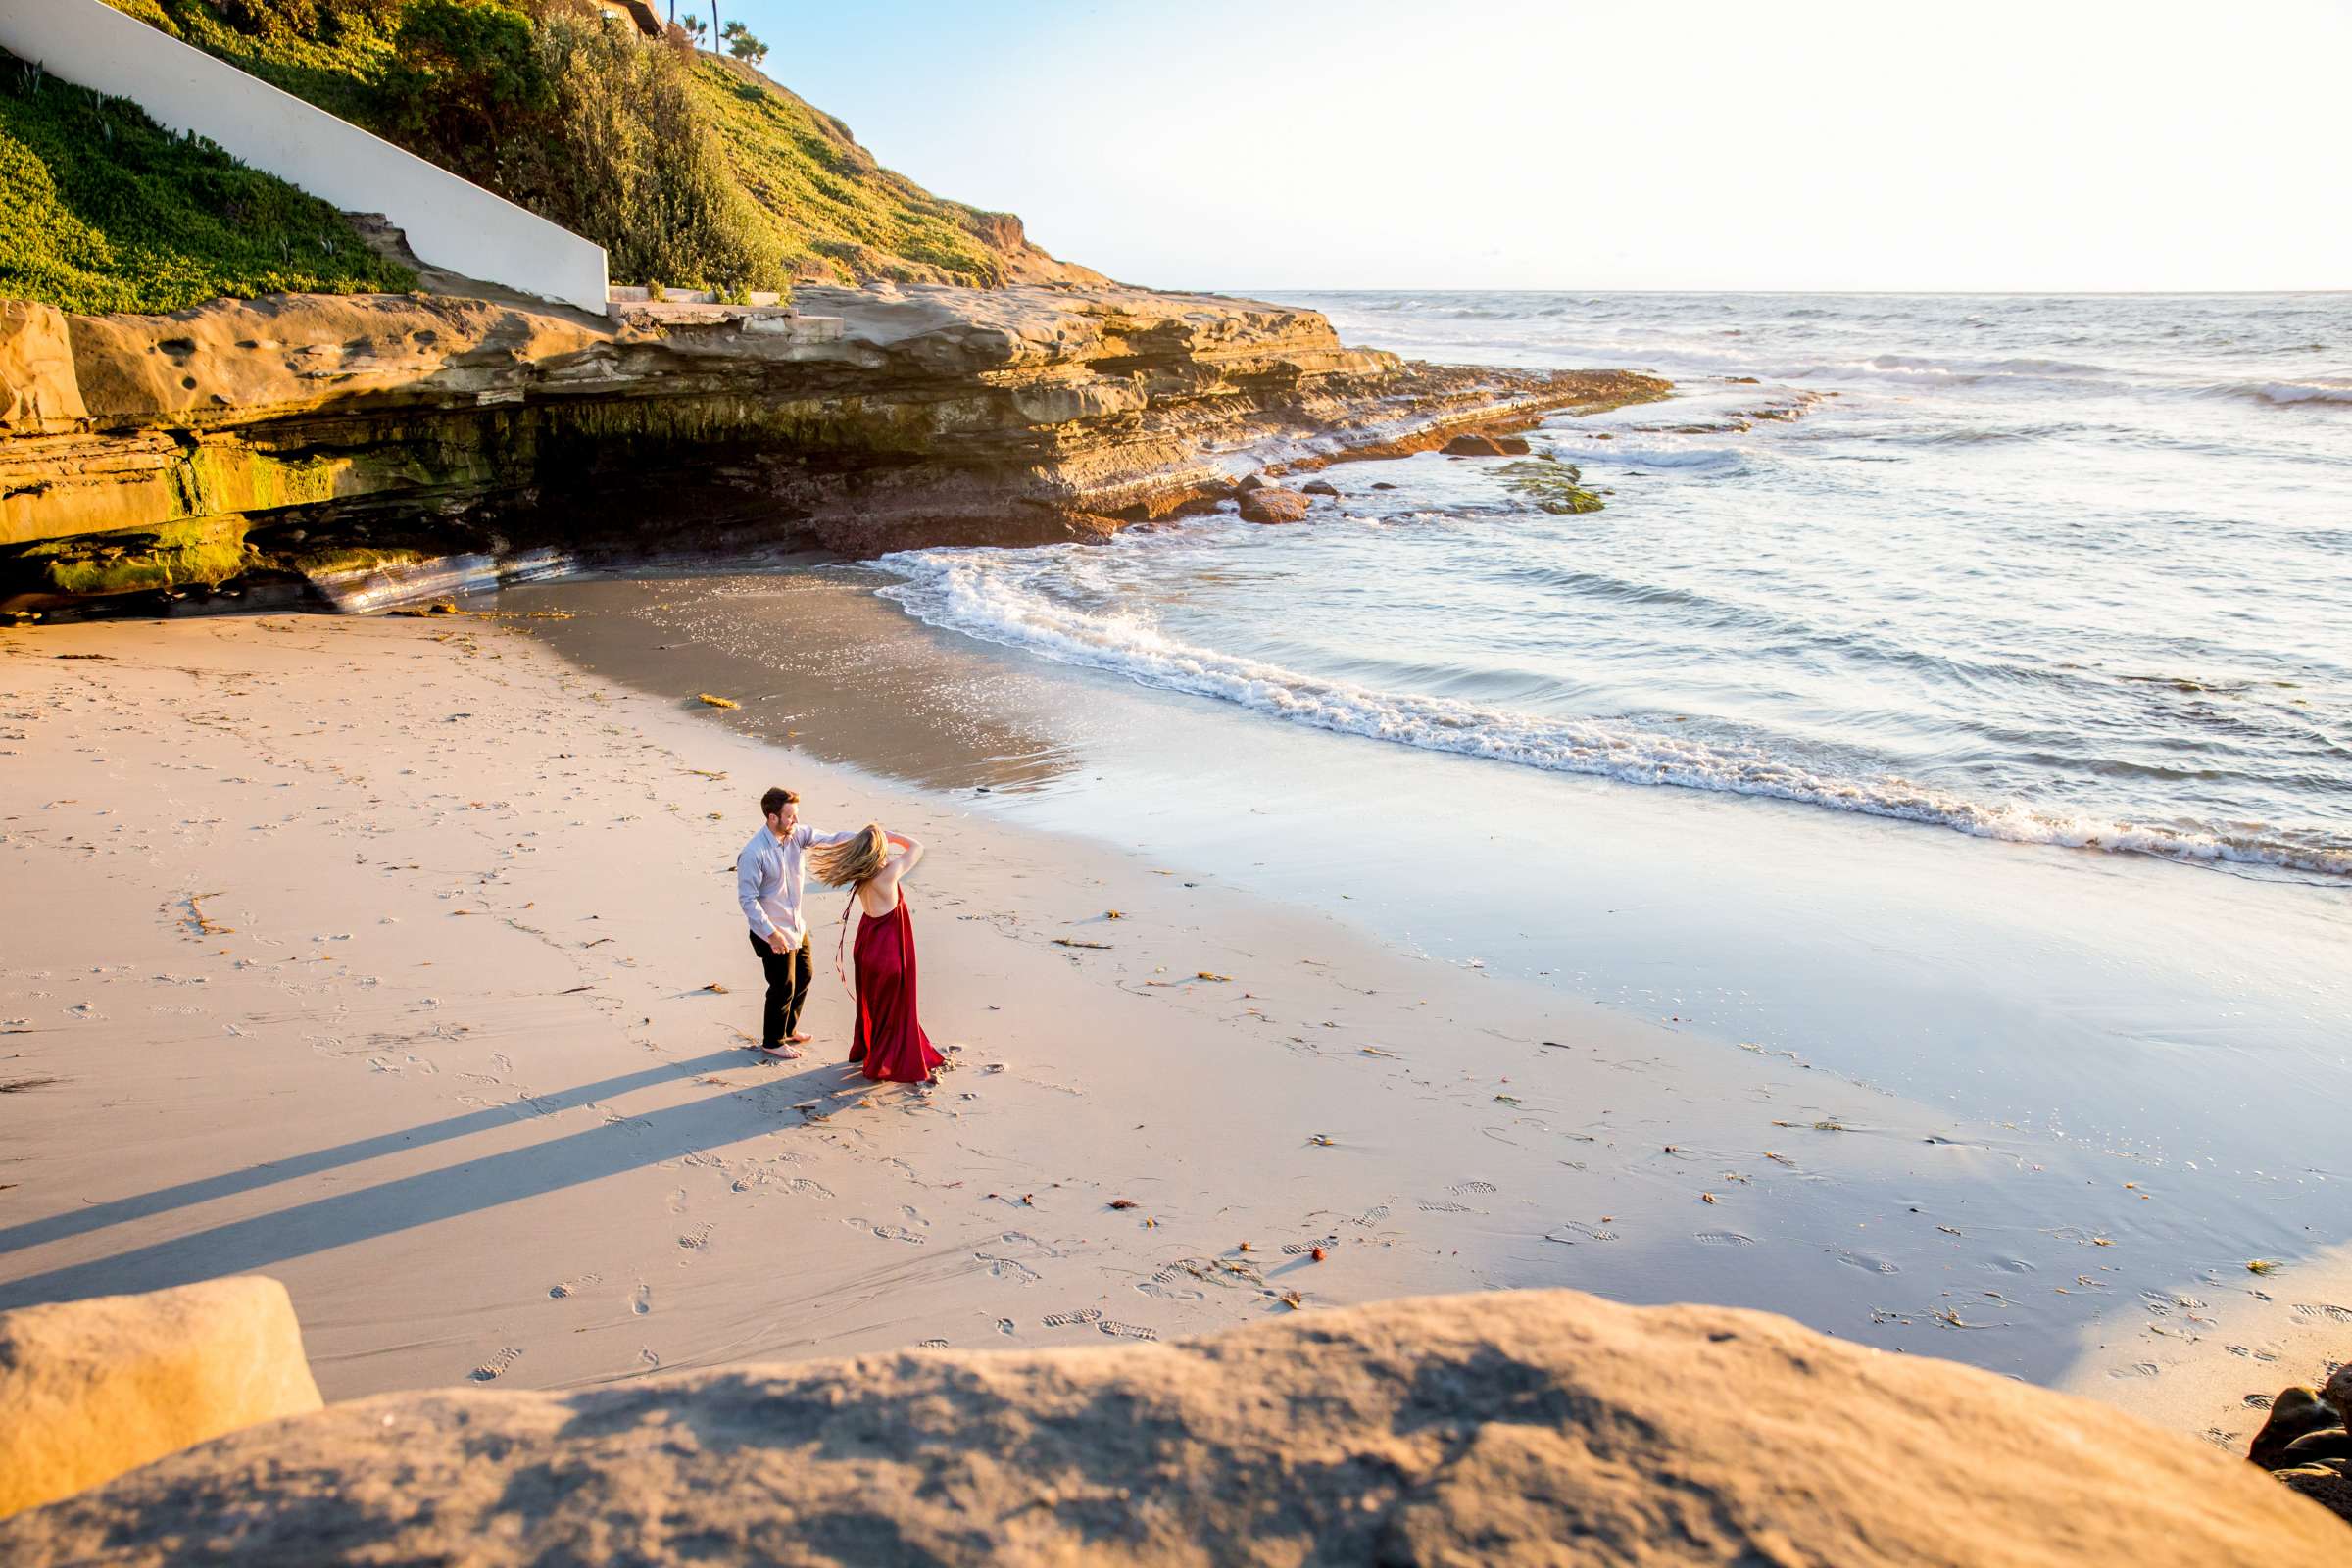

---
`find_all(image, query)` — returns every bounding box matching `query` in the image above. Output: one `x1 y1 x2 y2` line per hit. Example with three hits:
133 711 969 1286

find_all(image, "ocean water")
512 294 2352 1393
872 292 2352 882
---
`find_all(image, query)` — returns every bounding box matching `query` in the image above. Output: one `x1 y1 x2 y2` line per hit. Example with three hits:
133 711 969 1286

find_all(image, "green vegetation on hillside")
692 55 1025 286
92 0 1071 293
0 49 415 315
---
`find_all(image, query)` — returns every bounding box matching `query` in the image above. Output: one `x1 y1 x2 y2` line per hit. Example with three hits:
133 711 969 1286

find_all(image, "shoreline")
0 611 2341 1454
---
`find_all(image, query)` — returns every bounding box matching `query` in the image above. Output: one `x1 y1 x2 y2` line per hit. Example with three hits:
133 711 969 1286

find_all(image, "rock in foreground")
0 1278 320 1519
2 1287 2337 1564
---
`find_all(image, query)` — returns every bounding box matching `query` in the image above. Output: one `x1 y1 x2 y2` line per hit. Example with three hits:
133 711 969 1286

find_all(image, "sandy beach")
1 609 2342 1451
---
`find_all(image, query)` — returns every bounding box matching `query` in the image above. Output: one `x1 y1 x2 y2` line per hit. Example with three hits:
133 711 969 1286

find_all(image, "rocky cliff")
0 284 1667 615
1 1282 2339 1564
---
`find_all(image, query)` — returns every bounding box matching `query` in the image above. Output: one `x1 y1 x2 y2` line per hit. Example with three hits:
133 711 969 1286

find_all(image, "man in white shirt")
737 786 860 1056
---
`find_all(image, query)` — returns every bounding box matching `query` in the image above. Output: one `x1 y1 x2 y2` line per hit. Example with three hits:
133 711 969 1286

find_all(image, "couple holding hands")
734 786 943 1084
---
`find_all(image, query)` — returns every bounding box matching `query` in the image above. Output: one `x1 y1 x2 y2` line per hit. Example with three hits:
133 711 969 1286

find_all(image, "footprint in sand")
667 1188 691 1214
1449 1180 1497 1196
631 1284 653 1316
1694 1231 1756 1247
1353 1205 1391 1228
1097 1320 1158 1341
1136 1276 1203 1302
783 1177 835 1199
2109 1362 2162 1379
1418 1200 1477 1214
996 1318 1016 1336
977 1254 1043 1285
853 1212 930 1246
1830 1248 1899 1275
639 1348 661 1369
2292 1302 2352 1323
2227 1345 2280 1361
916 1338 951 1348
548 1272 603 1299
676 1224 712 1250
990 1230 1063 1259
1043 1308 1104 1328
470 1346 523 1382
1546 1221 1619 1245
1280 1238 1339 1256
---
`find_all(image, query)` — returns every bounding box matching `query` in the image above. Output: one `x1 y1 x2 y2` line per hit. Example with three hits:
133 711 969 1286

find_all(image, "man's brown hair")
760 787 798 818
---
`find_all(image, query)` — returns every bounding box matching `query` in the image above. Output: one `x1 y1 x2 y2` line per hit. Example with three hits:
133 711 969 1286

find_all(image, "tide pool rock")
1441 430 1531 456
0 1276 322 1518
2 1287 2340 1563
1237 486 1310 524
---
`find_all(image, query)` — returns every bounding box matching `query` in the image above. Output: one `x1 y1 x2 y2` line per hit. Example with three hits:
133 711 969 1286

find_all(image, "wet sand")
1 609 2342 1452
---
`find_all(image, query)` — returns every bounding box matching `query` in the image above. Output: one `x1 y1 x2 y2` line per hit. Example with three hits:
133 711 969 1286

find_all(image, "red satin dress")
848 895 943 1082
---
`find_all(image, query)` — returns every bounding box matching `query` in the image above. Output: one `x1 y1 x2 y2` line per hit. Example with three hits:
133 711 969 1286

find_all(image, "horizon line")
1195 286 2352 299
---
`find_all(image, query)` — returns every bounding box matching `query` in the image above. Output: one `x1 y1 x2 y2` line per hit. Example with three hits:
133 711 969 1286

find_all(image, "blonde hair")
809 823 890 888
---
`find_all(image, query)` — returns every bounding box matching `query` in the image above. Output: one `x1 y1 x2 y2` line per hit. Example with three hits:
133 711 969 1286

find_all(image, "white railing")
0 0 609 315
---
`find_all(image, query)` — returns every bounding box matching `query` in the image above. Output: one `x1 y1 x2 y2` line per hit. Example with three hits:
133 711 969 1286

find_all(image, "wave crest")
873 550 2350 880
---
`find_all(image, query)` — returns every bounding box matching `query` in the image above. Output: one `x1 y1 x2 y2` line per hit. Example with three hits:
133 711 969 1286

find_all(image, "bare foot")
760 1043 806 1060
787 1031 814 1045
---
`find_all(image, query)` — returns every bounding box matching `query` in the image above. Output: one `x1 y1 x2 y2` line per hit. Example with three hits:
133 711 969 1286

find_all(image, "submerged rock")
1 1286 2339 1562
1300 479 1340 497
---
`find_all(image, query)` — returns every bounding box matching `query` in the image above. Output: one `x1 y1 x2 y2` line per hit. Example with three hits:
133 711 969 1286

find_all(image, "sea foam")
874 548 2350 880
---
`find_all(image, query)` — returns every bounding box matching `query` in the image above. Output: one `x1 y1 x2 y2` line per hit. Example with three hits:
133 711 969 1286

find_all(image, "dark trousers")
749 929 812 1047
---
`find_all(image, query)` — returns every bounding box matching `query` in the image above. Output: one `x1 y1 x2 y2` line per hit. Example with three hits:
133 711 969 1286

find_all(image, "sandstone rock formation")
0 302 86 435
0 284 1668 613
1237 486 1311 524
1 1287 2339 1564
0 1277 320 1519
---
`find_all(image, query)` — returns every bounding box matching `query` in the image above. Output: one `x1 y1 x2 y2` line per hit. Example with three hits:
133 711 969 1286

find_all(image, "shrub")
216 0 400 40
503 10 777 289
365 2 777 290
376 0 550 192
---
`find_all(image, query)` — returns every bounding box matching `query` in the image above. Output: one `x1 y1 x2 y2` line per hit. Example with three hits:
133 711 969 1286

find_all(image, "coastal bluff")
0 284 1666 614
2 1283 2338 1564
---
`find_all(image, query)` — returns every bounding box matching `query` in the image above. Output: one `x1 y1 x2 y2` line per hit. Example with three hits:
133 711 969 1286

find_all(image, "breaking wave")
874 549 2350 880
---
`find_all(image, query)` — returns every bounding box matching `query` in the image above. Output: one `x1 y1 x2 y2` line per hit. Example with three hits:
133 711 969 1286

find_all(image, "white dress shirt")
737 821 858 949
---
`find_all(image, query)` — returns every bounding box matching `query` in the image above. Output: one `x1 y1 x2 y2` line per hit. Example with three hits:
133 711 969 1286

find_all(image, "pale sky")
697 0 2350 293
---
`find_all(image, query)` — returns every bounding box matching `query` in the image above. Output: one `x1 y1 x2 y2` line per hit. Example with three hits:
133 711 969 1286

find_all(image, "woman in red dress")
810 824 943 1084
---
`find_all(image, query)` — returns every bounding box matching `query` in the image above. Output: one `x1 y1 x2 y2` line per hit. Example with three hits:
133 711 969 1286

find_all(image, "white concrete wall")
0 0 609 315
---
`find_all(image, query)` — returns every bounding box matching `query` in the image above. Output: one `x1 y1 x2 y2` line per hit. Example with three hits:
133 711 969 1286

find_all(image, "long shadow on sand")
0 1052 750 1260
0 1053 874 1310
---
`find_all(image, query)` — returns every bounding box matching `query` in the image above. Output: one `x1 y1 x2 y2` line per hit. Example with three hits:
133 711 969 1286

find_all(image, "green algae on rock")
1495 457 1606 514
